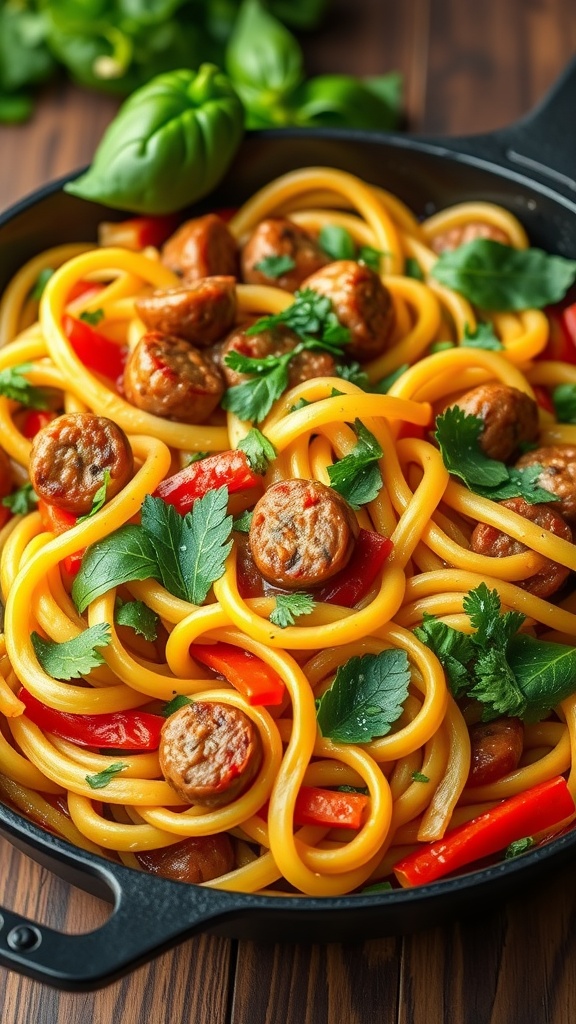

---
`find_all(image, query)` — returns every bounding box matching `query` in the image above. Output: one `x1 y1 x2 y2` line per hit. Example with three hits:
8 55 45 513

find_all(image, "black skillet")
1 58 576 991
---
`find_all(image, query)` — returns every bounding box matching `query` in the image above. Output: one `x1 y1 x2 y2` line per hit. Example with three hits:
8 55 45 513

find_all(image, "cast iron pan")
1 59 576 991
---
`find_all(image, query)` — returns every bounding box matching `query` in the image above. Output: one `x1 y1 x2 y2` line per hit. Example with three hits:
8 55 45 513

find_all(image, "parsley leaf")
316 649 411 743
327 419 383 508
222 355 292 423
269 592 316 628
253 254 296 278
2 482 37 516
411 771 430 783
463 585 525 649
161 694 193 717
337 785 369 794
30 267 54 300
435 406 557 504
372 364 410 394
552 383 576 424
79 308 105 326
414 613 476 696
186 451 209 465
31 623 111 680
77 469 111 523
461 321 503 351
72 525 160 614
237 428 277 474
289 397 311 412
335 361 370 389
0 363 50 409
246 288 350 349
86 762 129 790
319 224 356 261
505 837 534 859
404 257 424 281
358 246 387 272
114 598 158 642
233 509 253 533
430 240 576 311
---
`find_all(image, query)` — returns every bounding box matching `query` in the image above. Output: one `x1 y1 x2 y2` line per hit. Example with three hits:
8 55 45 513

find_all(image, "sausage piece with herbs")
468 717 524 787
162 214 238 282
430 222 510 254
515 445 576 523
137 834 234 884
136 276 236 347
451 383 539 463
249 478 359 589
470 496 572 599
218 321 336 389
29 412 133 517
301 260 394 361
123 331 224 423
241 217 329 292
159 701 262 807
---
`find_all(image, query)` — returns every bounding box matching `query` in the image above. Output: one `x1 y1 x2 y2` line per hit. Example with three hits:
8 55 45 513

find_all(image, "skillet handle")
437 56 576 199
0 845 245 991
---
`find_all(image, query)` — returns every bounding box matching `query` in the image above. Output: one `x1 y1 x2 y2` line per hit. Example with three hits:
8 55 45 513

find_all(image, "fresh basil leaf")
507 634 576 722
269 592 316 628
237 427 277 474
461 321 503 351
327 419 383 508
269 0 328 30
79 308 105 326
72 524 160 614
294 73 401 131
0 363 50 410
0 8 55 95
253 254 296 278
2 482 38 516
225 0 303 96
161 694 193 717
318 224 356 261
31 623 111 681
0 93 34 124
430 240 576 311
114 598 159 642
65 65 244 214
316 649 411 743
552 383 576 424
86 762 129 790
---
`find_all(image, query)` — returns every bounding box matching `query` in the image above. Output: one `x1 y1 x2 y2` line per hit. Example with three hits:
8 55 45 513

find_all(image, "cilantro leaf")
77 469 111 523
372 364 410 394
430 239 576 311
31 623 111 681
72 524 160 614
335 361 370 389
2 482 37 516
469 648 527 718
269 592 316 628
86 762 129 790
461 321 503 351
161 694 193 717
319 224 356 261
114 598 158 642
316 649 411 743
237 427 277 474
30 268 54 300
505 837 534 859
463 583 525 649
435 407 557 503
414 614 476 696
246 289 350 349
327 419 383 508
0 363 50 409
404 257 424 281
552 383 576 424
233 509 253 533
79 308 105 326
253 254 296 278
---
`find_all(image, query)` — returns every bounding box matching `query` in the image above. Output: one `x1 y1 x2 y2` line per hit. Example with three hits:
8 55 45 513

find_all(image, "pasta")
0 165 575 897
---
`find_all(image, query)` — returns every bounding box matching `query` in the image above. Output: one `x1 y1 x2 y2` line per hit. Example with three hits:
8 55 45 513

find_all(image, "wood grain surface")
1 1 576 1021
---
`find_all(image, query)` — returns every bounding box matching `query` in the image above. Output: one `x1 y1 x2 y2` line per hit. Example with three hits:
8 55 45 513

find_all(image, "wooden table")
1 1 576 1020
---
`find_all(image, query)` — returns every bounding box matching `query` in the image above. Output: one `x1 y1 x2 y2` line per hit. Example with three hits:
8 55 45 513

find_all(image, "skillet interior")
2 113 576 986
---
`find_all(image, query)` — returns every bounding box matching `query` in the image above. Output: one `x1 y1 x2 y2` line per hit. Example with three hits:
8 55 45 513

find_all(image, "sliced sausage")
468 718 524 787
159 701 262 807
29 412 133 517
249 478 358 589
123 331 224 424
430 222 509 254
218 321 336 389
0 448 13 500
137 834 234 884
135 277 236 347
450 383 539 463
515 445 576 523
241 217 329 292
301 260 394 362
162 214 238 282
470 496 572 599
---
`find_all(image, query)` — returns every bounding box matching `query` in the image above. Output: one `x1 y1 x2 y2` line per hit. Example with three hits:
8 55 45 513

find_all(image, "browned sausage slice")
450 384 539 463
218 322 335 390
29 412 133 517
470 496 572 599
468 717 524 787
123 331 224 423
241 218 329 292
159 701 262 807
430 222 509 254
249 479 358 589
301 260 394 361
515 445 576 522
136 277 236 347
137 834 234 884
0 447 13 500
162 214 238 282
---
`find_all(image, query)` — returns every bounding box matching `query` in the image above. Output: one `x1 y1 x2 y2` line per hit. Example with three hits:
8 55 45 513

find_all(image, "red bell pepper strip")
38 499 84 576
154 450 261 515
63 314 127 382
314 529 393 607
22 410 56 439
19 689 164 751
540 305 576 362
66 280 106 305
258 786 369 829
393 775 575 888
98 215 179 251
190 642 285 706
533 385 555 415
